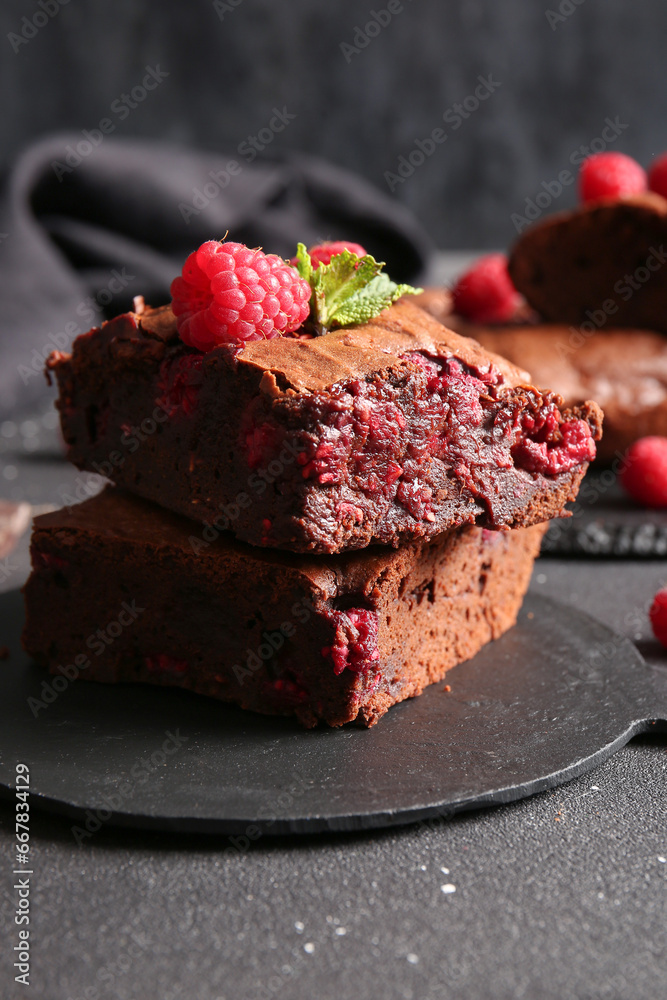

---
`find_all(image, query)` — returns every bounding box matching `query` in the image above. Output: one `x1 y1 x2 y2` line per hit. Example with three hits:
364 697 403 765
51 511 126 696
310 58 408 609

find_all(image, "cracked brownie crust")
48 299 601 554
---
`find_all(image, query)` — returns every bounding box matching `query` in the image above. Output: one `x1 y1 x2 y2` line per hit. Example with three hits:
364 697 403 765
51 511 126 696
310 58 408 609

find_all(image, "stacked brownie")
22 265 602 726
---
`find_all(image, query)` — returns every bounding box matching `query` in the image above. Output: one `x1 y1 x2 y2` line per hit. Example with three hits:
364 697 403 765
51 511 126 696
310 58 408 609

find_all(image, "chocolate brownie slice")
22 488 545 728
48 299 601 554
508 193 667 331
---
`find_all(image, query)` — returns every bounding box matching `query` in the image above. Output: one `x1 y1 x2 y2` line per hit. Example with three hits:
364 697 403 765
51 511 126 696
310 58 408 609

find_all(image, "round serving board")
0 590 665 835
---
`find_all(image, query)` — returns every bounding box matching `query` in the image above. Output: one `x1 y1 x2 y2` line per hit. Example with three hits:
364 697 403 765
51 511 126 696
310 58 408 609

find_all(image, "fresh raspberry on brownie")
170 241 311 349
297 241 367 269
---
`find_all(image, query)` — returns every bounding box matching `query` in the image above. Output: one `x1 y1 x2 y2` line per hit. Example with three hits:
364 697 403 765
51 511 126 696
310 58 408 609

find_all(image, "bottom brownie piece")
22 488 544 728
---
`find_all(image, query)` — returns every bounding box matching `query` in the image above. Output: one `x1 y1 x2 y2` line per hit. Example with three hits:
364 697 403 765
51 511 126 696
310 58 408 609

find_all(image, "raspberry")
264 672 310 705
620 436 667 507
579 152 647 203
451 254 520 323
650 589 667 647
156 355 204 416
145 653 188 675
33 551 69 571
648 153 667 199
300 241 367 269
321 607 379 675
170 240 311 350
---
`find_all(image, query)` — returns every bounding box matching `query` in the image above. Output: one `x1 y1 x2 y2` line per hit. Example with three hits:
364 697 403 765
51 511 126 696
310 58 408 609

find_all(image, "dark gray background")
1 0 665 248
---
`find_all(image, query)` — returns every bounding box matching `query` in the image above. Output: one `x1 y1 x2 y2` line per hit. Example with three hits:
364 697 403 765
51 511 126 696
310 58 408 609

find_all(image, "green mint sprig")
294 244 422 334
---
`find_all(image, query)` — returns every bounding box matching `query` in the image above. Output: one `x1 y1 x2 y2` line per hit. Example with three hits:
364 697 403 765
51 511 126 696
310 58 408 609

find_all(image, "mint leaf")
312 251 382 328
306 249 422 331
330 273 422 327
293 242 313 283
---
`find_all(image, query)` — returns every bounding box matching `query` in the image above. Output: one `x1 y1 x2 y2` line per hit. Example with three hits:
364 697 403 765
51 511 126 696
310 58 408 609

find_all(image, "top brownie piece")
508 192 667 331
48 298 602 554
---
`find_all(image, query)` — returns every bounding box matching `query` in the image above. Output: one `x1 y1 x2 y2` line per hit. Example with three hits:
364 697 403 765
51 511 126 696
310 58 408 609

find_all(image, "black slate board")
542 469 667 557
0 589 666 835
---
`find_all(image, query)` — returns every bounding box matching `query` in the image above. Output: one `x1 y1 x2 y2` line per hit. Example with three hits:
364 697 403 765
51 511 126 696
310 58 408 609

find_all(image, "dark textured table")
1 360 666 1000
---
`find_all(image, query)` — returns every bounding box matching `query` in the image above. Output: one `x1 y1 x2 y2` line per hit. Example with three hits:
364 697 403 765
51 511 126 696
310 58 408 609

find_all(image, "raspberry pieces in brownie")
48 299 601 554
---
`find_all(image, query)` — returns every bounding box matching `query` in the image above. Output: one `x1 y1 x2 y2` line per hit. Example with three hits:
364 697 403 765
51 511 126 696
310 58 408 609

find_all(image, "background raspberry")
579 152 647 202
